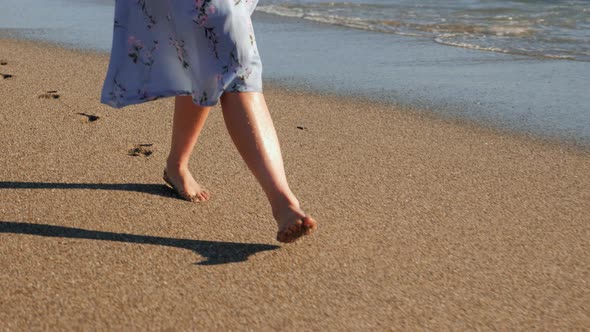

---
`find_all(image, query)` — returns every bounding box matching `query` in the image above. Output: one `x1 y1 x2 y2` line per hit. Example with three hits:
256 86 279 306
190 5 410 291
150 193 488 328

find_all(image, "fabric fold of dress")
101 0 263 108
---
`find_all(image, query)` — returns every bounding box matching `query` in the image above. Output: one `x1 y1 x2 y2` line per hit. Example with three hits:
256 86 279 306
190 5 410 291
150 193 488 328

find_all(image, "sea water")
258 0 590 62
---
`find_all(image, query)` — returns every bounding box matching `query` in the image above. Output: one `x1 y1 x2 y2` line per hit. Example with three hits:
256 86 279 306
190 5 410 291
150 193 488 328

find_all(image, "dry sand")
0 38 588 330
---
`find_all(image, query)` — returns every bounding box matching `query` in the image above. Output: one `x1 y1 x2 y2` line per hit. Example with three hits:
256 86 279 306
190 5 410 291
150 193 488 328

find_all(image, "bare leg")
165 95 211 201
220 92 317 243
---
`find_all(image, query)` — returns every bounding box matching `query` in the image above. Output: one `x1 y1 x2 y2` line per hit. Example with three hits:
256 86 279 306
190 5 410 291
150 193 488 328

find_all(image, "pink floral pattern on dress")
127 36 158 67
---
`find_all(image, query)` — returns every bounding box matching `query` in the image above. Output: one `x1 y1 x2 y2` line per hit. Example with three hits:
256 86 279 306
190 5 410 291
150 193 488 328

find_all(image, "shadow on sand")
0 181 176 199
0 221 280 265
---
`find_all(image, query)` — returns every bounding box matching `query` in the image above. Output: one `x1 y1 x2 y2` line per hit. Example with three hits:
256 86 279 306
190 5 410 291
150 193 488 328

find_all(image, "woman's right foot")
163 166 210 202
274 203 317 243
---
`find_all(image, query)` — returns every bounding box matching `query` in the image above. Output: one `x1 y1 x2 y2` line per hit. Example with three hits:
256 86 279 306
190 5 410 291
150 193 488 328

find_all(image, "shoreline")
262 78 590 153
1 37 589 330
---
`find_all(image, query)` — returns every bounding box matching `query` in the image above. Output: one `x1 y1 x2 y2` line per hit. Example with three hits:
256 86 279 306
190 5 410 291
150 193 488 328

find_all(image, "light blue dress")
101 0 262 108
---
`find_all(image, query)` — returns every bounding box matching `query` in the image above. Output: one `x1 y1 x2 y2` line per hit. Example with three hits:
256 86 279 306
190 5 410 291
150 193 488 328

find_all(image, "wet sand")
0 38 589 330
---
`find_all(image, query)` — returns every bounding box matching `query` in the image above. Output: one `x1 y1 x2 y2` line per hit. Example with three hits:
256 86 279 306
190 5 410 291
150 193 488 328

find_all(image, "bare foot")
275 204 317 243
163 166 210 202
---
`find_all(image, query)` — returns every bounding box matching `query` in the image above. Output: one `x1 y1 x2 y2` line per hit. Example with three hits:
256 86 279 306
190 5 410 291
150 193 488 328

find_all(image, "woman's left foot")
275 205 317 243
162 166 210 202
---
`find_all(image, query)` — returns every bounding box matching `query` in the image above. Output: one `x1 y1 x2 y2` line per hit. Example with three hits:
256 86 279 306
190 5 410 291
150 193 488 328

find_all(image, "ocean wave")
433 38 578 61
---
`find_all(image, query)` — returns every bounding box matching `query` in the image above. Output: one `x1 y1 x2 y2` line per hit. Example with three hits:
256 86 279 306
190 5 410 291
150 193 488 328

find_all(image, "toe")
303 216 317 230
276 212 317 243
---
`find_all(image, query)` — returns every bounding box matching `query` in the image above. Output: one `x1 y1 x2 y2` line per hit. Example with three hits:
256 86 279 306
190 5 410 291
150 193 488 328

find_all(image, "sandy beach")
0 37 589 330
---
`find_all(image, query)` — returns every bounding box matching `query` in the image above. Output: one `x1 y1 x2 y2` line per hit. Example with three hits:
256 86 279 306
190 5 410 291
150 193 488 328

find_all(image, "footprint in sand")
1 60 12 78
38 90 60 99
77 112 100 122
128 143 153 157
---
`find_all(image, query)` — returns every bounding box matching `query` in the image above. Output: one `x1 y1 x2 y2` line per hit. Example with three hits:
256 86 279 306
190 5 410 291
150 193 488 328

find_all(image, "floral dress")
100 0 262 108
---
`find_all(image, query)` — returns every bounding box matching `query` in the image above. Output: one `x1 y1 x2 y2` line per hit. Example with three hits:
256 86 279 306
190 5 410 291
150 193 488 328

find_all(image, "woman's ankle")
165 156 189 173
270 192 301 218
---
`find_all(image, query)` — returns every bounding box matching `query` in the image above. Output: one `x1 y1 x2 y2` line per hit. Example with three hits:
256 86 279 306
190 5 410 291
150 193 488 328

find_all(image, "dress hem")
100 87 264 109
